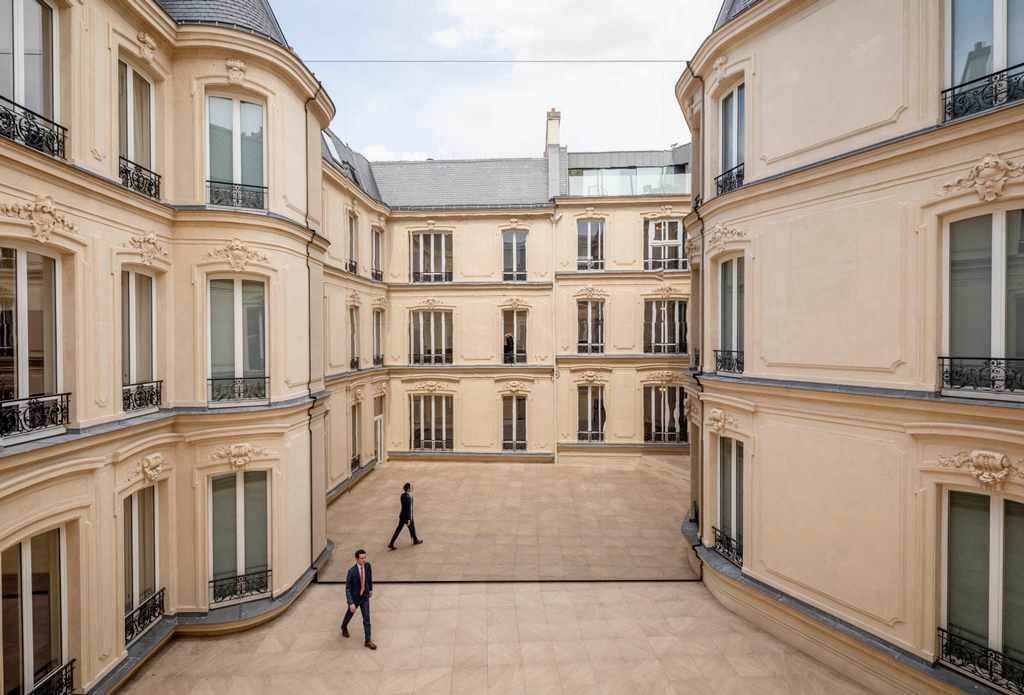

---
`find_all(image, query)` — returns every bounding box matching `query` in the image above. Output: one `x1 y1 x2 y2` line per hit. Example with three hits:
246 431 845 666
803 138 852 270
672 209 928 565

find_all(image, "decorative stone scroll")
124 232 169 265
939 153 1024 202
642 370 679 383
203 238 269 270
705 222 745 254
500 297 529 310
937 449 1024 490
577 370 607 384
652 285 682 298
372 296 387 310
210 442 273 469
1 195 80 242
125 453 167 484
683 397 700 422
226 59 246 85
137 32 157 64
685 235 702 268
573 285 607 300
706 408 739 434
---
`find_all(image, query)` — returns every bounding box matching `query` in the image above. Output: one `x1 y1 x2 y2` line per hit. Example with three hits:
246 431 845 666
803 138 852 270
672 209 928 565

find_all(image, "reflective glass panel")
950 215 993 357
951 0 994 86
947 491 990 645
211 474 237 580
209 280 234 379
243 471 268 574
25 252 55 396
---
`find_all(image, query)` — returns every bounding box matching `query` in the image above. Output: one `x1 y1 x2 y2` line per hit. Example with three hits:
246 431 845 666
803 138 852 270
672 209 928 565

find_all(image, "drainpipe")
304 81 323 567
550 211 562 464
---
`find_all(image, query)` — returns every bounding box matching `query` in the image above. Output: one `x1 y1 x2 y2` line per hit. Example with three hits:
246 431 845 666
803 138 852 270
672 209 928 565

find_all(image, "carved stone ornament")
501 297 528 310
706 408 739 434
713 55 728 75
125 453 167 484
939 153 1024 202
210 442 272 469
643 370 678 383
415 380 449 393
372 296 387 310
503 380 527 393
706 222 745 254
226 59 247 85
685 235 702 267
374 382 388 396
1 195 80 242
123 232 168 265
425 219 436 229
578 370 607 384
137 32 157 64
683 397 700 422
937 449 1024 490
652 285 681 298
347 291 361 307
203 237 270 270
574 285 607 300
420 297 444 310
351 387 363 403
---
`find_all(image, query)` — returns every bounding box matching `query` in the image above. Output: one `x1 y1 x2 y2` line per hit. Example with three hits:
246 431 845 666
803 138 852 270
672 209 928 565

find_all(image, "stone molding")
209 442 273 469
939 152 1024 202
1 195 80 242
123 232 169 266
202 238 270 271
124 453 167 485
573 285 608 300
937 449 1024 490
137 32 157 64
705 222 745 257
706 408 739 433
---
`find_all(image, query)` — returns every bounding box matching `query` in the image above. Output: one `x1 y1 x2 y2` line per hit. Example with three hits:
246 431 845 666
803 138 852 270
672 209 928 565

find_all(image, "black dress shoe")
413 539 423 545
341 628 350 637
388 544 396 550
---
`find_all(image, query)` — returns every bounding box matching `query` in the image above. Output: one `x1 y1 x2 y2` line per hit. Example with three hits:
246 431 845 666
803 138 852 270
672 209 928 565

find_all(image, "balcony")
942 62 1024 123
412 271 452 283
413 438 453 451
503 271 526 282
644 337 687 354
122 381 162 414
412 351 453 365
503 440 527 451
373 354 384 367
119 157 161 200
0 95 67 159
645 430 687 443
346 259 358 275
28 659 74 695
712 526 743 568
207 180 267 211
577 259 605 271
125 588 165 645
0 393 70 442
371 268 384 282
503 350 527 365
715 350 744 375
644 258 685 271
577 430 605 442
350 453 360 472
209 569 272 605
939 357 1024 397
208 376 269 404
715 163 745 196
350 357 360 370
937 627 1024 695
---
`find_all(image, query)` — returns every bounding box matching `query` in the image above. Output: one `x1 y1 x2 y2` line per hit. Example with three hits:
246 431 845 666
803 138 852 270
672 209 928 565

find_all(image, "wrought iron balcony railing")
645 430 687 444
346 260 358 274
350 454 360 472
0 95 67 159
503 271 527 282
577 342 605 355
644 337 687 354
412 437 453 451
577 430 605 442
209 569 272 605
712 526 743 567
125 588 165 645
577 258 605 271
503 351 527 364
350 357 360 370
119 157 161 200
373 354 384 366
122 381 162 413
502 440 527 451
371 268 384 282
644 258 685 271
411 271 452 283
715 349 744 374
411 351 453 365
715 162 745 196
939 357 1024 395
942 62 1024 123
937 627 1024 695
29 659 74 695
0 393 70 439
207 180 268 210
208 376 269 403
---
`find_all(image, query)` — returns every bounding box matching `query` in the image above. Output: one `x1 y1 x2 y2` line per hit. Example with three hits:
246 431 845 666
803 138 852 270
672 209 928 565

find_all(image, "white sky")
275 1 722 161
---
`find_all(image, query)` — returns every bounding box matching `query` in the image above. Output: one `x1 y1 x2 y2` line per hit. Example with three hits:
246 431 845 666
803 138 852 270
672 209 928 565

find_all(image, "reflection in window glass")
951 0 994 85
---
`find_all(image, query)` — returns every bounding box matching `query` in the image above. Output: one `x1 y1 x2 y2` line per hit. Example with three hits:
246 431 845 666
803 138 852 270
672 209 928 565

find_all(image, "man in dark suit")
340 549 375 649
388 482 424 550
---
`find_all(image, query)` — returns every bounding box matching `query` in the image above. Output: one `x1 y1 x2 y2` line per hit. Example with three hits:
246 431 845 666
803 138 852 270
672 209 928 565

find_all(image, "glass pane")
737 256 745 353
0 0 11 103
577 303 587 345
444 235 453 274
444 396 453 443
950 215 993 357
736 84 745 166
516 233 526 273
1005 500 1024 662
411 235 421 275
123 496 133 613
211 474 237 580
138 486 156 602
1011 0 1024 67
643 387 652 439
947 491 990 645
503 232 513 272
240 102 264 187
26 253 55 397
118 62 128 160
135 274 153 383
951 0 994 86
516 311 527 354
719 438 733 537
209 280 234 379
243 471 268 575
121 272 130 385
577 387 587 433
22 0 53 119
208 97 233 183
592 222 603 260
577 222 589 259
736 442 744 545
722 92 734 170
595 387 605 431
29 529 61 684
722 260 734 351
241 280 265 378
0 248 16 401
2 543 23 695
132 72 151 168
502 395 512 441
1007 210 1024 359
516 395 526 442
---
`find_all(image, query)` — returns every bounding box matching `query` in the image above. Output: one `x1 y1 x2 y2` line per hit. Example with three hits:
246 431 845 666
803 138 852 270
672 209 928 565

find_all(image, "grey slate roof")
157 0 288 46
567 144 690 170
322 130 384 204
714 0 763 30
370 158 552 210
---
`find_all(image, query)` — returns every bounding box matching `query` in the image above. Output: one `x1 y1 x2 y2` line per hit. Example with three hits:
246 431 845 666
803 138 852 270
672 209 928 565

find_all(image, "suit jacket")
399 492 414 522
345 562 372 605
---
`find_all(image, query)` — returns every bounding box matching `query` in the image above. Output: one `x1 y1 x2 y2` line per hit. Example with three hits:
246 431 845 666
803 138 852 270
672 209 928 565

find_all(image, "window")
942 209 1024 395
209 470 270 604
121 269 159 414
503 231 526 281
1 528 66 695
411 233 452 282
577 301 604 354
644 220 686 270
718 84 745 194
373 309 384 366
409 310 452 364
350 403 360 472
502 394 526 450
349 307 359 370
0 245 65 440
577 384 606 441
208 278 267 403
0 0 57 122
643 386 685 443
940 490 1024 690
123 486 160 644
717 257 744 374
644 300 686 353
567 166 689 197
945 1 1024 119
373 395 384 463
410 394 453 450
118 61 153 168
207 95 266 209
715 437 744 566
322 131 340 161
502 309 527 364
371 229 383 281
577 220 605 270
347 215 358 274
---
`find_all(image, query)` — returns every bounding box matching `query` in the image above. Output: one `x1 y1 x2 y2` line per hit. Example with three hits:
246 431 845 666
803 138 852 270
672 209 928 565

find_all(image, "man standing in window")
341 549 376 649
388 482 424 550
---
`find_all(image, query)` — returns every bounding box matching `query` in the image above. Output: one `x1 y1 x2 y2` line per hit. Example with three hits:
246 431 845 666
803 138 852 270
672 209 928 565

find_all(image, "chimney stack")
546 109 561 199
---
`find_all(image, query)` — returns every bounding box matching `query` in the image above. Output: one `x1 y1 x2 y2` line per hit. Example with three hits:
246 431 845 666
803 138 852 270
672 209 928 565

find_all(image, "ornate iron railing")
371 268 384 282
125 588 165 645
937 627 1024 695
412 437 453 451
712 526 743 567
503 271 527 282
0 95 66 159
346 260 358 274
644 335 687 354
942 62 1024 123
577 430 605 442
28 659 74 695
411 271 452 283
207 180 267 210
645 430 687 443
207 376 269 403
0 393 70 439
715 349 744 374
122 381 162 413
350 454 360 472
644 258 685 271
577 258 604 271
373 354 384 366
577 342 604 354
939 357 1024 395
119 157 161 200
411 351 453 365
350 357 360 370
502 440 527 451
503 351 527 364
715 163 745 196
210 569 271 605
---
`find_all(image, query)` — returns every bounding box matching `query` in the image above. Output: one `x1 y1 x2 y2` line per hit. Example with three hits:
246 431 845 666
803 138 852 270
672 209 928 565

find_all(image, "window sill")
1 426 66 447
940 388 1024 403
124 406 160 419
208 399 270 409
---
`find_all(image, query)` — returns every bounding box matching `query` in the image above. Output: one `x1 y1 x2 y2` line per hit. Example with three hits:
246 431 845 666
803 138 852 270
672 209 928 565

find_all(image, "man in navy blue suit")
388 482 424 550
340 549 375 649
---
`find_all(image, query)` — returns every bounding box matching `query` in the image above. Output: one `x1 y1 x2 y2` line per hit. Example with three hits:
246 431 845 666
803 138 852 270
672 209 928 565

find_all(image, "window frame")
720 82 745 174
206 275 268 405
349 306 359 364
350 401 361 470
348 214 358 267
577 300 605 354
576 219 605 270
5 0 61 120
718 435 744 550
644 299 687 353
373 394 385 463
121 267 157 394
205 93 267 189
718 255 745 355
206 469 272 602
502 230 527 281
123 485 159 642
644 219 686 270
372 229 383 275
501 393 527 450
409 393 453 450
410 232 452 282
502 308 527 364
576 384 606 441
944 0 1019 89
117 58 155 170
373 309 384 362
409 310 452 364
643 385 683 442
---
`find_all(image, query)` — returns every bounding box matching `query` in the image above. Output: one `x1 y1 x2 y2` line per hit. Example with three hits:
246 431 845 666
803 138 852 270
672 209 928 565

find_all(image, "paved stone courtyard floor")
319 459 698 582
